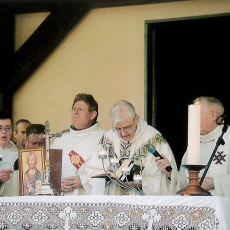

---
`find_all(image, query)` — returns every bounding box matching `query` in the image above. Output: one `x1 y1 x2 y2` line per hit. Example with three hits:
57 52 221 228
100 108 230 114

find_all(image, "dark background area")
147 15 230 168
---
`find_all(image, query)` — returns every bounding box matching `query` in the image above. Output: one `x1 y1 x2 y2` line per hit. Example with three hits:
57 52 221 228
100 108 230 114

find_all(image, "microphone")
216 114 227 125
145 143 172 172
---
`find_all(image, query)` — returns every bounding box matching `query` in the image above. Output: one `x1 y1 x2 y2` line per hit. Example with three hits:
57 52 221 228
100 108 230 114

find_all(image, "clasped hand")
61 176 82 192
0 169 14 183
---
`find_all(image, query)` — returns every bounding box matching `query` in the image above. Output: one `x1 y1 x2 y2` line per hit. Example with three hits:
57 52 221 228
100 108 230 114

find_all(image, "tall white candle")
187 104 200 165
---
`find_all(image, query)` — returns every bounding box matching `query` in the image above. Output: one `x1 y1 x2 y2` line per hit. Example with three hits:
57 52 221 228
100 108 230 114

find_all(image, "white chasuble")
51 123 105 195
99 118 178 196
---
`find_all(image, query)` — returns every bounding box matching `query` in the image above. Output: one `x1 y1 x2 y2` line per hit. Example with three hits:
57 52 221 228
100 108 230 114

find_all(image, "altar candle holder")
35 165 54 196
110 157 119 167
177 164 211 196
98 150 107 159
122 167 130 175
133 174 142 184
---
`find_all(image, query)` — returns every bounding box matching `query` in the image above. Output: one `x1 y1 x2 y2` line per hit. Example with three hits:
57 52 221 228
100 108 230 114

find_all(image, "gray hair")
110 100 136 127
14 119 31 132
193 96 224 116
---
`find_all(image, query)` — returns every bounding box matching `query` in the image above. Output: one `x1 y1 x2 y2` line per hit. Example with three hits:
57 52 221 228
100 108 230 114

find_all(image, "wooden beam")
0 12 14 112
82 0 186 9
0 0 185 14
0 1 56 14
3 0 185 102
7 6 90 94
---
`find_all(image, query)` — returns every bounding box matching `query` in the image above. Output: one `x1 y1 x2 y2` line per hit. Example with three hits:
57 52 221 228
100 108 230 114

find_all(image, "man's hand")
155 154 171 178
61 176 82 192
200 177 214 191
0 169 14 183
106 166 113 174
123 181 141 189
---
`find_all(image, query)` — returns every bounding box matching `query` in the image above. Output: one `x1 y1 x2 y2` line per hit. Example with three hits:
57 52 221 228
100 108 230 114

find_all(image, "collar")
70 121 96 131
200 125 224 143
69 122 101 137
0 141 18 151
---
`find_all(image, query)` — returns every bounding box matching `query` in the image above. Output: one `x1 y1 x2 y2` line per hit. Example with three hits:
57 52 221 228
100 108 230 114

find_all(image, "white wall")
13 0 230 136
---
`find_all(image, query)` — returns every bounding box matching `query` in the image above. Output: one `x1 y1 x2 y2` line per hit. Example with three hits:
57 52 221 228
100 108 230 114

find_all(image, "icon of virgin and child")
23 151 44 195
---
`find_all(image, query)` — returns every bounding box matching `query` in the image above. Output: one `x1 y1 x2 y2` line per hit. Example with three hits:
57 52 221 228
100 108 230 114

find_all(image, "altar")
0 195 229 229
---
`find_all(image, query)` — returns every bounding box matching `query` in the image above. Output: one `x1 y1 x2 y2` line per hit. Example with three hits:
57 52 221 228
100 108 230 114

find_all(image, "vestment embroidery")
100 133 167 163
120 141 132 163
213 151 226 165
68 150 85 170
99 135 114 158
154 133 167 145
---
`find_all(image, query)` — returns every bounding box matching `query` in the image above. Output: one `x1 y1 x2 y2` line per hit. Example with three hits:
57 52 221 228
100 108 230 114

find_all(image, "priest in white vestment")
51 94 106 195
157 96 230 196
98 100 178 195
177 96 230 196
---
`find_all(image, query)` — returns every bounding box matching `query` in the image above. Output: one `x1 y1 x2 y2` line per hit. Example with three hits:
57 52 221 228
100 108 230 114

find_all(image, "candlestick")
177 165 211 196
110 157 119 166
122 167 130 175
187 104 200 165
98 146 107 159
133 174 142 184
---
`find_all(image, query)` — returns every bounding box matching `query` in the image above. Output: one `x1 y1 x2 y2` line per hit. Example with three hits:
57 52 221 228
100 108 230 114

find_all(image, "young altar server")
0 111 19 196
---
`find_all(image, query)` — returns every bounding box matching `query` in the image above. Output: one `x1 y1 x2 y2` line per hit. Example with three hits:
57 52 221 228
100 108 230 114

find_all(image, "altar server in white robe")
158 96 230 196
51 93 106 195
0 111 19 196
98 100 178 195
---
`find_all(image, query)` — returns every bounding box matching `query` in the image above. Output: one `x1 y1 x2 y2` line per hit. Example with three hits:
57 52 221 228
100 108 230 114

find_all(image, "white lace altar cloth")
0 195 229 230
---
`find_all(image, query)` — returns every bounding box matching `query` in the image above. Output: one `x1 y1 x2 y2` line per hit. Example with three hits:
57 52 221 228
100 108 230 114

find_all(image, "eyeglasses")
113 124 133 133
0 127 12 132
71 107 88 112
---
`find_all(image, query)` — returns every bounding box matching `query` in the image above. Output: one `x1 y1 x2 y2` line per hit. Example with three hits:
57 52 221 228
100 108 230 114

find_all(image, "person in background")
158 96 230 196
25 124 45 148
0 111 19 196
12 123 45 177
13 119 31 148
98 100 178 195
51 93 106 195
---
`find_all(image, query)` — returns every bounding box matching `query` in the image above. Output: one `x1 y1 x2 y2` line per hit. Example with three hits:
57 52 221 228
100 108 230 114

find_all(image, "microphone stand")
199 116 228 186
